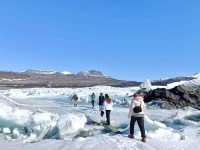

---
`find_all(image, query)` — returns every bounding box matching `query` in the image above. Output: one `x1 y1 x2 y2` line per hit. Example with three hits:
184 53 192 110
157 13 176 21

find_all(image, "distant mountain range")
24 69 107 77
0 70 197 88
0 70 140 88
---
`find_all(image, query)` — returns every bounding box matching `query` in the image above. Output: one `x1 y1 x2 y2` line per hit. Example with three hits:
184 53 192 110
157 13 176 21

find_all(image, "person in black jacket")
71 94 78 107
99 93 105 118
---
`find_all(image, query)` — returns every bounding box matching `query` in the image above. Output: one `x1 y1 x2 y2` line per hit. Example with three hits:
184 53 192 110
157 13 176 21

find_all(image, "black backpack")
133 103 142 113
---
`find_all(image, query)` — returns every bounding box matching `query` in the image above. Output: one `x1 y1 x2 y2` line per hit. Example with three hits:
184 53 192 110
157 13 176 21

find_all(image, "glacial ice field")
0 86 199 150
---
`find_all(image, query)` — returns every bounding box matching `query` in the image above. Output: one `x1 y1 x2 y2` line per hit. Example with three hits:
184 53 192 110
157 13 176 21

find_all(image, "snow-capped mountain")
61 71 73 75
24 69 106 77
0 70 199 89
0 70 140 88
77 70 105 77
24 69 58 75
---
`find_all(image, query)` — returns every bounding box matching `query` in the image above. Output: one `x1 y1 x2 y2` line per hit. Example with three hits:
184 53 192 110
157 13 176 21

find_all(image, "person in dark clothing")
71 94 78 107
128 93 146 142
99 93 105 118
91 92 95 109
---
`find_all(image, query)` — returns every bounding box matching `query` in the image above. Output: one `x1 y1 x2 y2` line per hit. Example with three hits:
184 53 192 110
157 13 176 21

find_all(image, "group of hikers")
71 92 113 126
71 91 146 142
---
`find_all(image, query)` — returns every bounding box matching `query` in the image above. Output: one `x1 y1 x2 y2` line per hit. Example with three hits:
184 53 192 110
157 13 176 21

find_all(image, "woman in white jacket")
104 94 113 125
128 93 146 142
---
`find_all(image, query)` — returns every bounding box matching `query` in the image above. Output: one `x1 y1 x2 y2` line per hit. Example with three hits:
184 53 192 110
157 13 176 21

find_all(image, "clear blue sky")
0 0 199 81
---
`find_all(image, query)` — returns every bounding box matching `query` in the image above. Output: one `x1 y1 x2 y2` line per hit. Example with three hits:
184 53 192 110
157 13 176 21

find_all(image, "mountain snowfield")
193 73 200 79
61 71 73 75
0 76 199 150
23 69 105 76
160 73 200 89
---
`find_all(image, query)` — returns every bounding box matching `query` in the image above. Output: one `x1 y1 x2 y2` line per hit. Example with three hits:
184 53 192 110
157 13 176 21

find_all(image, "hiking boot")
128 134 134 139
141 137 146 143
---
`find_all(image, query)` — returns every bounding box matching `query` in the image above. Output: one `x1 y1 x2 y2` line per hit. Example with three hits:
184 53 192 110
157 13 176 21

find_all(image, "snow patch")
61 71 73 75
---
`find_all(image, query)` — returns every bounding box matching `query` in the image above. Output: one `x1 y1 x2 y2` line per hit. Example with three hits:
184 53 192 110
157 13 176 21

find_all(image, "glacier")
0 84 199 149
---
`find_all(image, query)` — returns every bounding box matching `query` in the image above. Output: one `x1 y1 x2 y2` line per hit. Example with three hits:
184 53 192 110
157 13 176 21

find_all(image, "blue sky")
0 0 199 81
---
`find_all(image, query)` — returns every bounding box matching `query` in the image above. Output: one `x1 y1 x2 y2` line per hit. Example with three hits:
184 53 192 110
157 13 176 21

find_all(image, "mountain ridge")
0 70 198 89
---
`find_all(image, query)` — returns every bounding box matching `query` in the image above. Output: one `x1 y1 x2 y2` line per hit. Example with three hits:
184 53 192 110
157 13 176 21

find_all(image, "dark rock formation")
144 85 200 109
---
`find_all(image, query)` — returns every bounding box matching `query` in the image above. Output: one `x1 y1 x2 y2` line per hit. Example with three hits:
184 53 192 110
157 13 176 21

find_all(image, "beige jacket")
128 96 145 118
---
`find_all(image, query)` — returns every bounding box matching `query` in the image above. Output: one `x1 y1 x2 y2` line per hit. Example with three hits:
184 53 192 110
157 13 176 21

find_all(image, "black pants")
92 100 95 108
130 116 146 138
106 110 111 125
101 111 104 117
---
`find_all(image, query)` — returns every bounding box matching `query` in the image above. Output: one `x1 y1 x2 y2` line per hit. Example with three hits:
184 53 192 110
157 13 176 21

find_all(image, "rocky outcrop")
144 85 200 109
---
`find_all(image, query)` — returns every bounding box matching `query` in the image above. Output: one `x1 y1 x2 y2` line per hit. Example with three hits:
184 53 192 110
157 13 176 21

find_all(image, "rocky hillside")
0 70 198 89
0 70 141 88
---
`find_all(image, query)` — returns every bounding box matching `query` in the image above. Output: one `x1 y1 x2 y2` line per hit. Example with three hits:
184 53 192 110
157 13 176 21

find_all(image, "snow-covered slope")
154 73 200 89
174 73 200 87
193 73 200 79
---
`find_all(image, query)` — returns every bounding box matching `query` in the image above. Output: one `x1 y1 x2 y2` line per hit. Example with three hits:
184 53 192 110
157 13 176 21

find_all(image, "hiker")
99 93 105 118
128 93 146 142
91 92 96 108
71 94 78 107
104 94 113 125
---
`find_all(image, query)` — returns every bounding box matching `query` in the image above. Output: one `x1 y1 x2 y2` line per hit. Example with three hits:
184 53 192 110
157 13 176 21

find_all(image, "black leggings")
130 116 146 138
101 111 104 117
92 100 95 108
106 110 111 125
